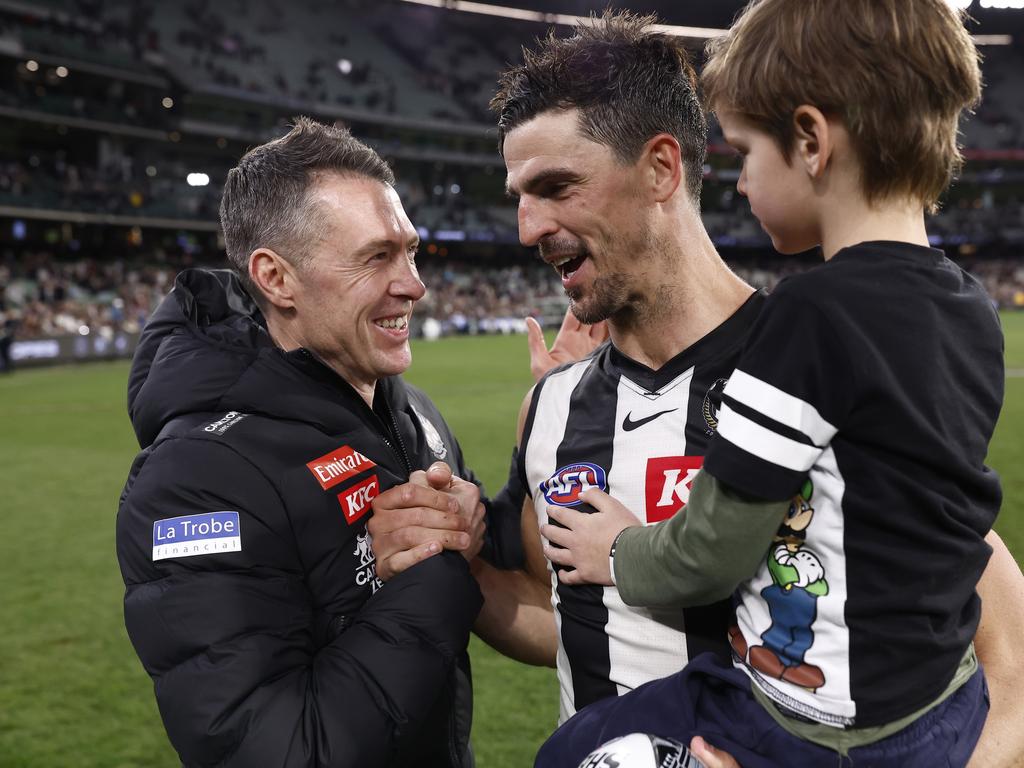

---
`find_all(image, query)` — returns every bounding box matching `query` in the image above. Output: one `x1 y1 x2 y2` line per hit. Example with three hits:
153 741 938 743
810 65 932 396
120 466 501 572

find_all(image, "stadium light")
399 0 1012 43
186 172 210 187
161 96 174 108
25 59 38 72
337 58 353 75
398 0 725 39
55 65 68 78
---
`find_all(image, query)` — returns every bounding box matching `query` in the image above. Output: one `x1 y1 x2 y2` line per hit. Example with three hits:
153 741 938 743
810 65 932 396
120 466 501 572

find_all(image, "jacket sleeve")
117 438 482 768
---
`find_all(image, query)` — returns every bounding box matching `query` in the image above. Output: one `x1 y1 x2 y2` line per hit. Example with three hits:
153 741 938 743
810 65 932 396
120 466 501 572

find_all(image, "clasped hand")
368 462 486 580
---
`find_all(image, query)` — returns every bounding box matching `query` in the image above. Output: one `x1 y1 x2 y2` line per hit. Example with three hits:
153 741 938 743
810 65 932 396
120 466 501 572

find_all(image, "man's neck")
608 226 754 371
265 312 377 406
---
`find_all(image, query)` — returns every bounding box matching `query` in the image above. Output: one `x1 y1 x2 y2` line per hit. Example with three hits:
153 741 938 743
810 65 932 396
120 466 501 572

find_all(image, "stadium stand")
0 0 1022 365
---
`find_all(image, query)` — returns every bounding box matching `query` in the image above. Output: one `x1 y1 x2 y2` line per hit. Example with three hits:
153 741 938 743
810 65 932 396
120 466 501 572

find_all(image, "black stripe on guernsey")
721 392 819 447
553 360 621 710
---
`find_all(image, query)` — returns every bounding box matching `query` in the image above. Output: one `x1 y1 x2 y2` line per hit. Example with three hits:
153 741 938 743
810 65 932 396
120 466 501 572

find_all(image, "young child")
537 1 1002 765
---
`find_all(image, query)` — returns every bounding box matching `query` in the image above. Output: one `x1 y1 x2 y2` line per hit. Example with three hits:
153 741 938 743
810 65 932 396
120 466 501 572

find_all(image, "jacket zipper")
297 349 412 475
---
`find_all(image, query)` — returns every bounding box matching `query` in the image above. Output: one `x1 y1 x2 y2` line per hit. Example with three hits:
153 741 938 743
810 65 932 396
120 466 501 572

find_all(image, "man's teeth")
376 317 408 330
551 255 573 267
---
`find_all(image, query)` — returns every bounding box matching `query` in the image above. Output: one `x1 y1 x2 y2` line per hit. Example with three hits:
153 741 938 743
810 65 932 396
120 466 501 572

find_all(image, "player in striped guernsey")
488 12 758 726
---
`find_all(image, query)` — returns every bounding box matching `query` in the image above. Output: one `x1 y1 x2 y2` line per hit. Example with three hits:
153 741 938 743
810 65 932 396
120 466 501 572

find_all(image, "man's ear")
249 248 299 310
644 133 683 204
792 105 832 180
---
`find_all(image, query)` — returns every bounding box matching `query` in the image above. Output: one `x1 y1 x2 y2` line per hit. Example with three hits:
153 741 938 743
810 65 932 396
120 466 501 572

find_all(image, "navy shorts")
535 653 988 768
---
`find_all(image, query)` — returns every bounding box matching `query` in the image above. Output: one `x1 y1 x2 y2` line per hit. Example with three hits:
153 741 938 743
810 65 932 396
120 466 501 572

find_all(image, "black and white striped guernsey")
519 291 766 722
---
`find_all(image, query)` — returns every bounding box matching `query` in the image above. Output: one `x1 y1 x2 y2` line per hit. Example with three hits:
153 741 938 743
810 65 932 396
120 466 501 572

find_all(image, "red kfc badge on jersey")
645 456 703 523
338 475 379 525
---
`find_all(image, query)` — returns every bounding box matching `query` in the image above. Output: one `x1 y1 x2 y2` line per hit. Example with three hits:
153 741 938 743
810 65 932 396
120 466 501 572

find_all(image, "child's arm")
542 469 789 604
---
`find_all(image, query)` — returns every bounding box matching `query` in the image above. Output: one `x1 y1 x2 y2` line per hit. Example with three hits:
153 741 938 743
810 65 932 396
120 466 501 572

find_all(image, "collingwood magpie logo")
411 404 448 460
702 378 729 433
353 531 383 593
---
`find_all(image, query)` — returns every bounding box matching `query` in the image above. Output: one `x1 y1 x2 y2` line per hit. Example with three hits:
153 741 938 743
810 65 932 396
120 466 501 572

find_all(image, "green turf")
1 319 1022 767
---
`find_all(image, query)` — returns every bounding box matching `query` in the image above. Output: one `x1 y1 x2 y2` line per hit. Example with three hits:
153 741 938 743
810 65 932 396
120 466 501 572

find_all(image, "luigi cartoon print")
733 480 830 690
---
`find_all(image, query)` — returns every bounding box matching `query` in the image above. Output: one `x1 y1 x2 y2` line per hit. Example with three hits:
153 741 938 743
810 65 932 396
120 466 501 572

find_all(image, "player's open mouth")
550 253 588 280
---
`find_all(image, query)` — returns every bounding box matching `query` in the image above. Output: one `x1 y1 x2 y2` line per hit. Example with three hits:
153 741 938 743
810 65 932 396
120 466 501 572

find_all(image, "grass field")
2 317 1024 767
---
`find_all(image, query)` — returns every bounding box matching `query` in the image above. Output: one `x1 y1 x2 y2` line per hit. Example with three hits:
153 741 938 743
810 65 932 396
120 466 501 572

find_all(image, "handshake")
368 462 486 580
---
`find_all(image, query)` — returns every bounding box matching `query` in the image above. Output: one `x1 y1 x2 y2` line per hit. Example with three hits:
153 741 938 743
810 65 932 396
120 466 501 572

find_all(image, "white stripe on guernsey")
524 359 593 724
725 369 837 446
717 403 821 472
605 369 692 698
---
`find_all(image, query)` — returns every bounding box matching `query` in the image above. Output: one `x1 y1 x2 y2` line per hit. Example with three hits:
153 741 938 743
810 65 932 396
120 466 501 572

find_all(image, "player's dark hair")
219 116 394 304
491 10 707 203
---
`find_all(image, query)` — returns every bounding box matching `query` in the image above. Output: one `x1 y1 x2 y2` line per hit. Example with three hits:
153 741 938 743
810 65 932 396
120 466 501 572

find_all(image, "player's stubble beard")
565 226 665 329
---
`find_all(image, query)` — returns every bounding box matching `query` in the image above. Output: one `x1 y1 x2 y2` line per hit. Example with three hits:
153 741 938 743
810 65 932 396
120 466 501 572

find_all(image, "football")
576 733 707 768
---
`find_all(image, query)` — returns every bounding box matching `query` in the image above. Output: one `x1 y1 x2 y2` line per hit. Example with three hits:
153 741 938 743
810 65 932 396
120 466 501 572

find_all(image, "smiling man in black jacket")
117 118 488 767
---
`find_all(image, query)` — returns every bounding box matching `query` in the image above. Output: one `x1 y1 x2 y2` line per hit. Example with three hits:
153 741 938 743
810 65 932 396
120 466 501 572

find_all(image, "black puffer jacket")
117 269 484 768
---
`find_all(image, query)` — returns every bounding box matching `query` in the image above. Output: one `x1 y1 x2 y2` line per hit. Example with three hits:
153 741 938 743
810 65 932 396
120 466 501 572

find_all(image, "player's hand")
526 308 609 382
541 489 641 586
690 736 742 768
368 469 469 580
425 462 487 563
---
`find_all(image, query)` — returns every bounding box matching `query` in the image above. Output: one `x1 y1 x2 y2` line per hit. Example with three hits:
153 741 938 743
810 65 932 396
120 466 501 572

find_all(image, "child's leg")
534 653 839 768
846 667 988 768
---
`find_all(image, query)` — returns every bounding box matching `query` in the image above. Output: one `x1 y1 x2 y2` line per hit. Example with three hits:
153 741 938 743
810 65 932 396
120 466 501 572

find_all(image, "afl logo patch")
540 462 608 507
702 377 729 432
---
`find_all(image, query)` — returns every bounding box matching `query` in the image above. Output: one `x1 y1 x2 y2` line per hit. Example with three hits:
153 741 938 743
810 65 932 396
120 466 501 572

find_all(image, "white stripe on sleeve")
725 369 838 446
716 403 821 472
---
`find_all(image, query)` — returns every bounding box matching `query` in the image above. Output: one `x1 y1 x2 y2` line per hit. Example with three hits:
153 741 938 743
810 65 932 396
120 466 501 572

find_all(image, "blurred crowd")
4 252 1024 345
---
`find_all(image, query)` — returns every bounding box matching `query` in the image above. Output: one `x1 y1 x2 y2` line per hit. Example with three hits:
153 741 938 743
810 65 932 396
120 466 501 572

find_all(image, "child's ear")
792 105 832 180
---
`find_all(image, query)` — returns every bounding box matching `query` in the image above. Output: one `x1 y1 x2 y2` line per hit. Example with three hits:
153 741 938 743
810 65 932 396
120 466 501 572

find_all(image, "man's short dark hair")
491 11 707 203
219 117 395 303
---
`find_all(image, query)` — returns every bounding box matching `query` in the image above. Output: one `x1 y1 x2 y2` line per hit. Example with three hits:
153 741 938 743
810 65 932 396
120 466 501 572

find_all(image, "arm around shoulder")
968 530 1024 768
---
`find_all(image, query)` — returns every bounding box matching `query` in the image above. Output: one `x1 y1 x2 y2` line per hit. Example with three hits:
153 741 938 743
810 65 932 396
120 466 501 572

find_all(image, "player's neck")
820 193 929 260
609 225 754 370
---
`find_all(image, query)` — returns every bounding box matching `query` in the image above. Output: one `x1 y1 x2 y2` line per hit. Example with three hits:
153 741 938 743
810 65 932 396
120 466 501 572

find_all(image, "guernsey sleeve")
704 284 855 501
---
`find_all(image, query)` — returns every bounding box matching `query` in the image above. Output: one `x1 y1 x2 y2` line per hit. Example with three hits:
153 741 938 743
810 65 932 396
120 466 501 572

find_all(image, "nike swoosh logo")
622 408 678 431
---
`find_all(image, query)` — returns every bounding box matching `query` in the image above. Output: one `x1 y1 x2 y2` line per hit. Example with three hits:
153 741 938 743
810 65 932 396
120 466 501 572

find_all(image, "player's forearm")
472 559 557 667
614 470 788 607
968 531 1024 768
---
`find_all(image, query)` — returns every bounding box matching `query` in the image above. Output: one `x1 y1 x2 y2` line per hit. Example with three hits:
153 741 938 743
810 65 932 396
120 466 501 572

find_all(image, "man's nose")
391 258 426 300
518 197 558 247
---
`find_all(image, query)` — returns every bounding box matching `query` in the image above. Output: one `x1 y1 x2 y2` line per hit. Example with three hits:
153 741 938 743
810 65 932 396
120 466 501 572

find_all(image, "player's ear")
643 133 683 204
250 247 299 310
792 105 832 180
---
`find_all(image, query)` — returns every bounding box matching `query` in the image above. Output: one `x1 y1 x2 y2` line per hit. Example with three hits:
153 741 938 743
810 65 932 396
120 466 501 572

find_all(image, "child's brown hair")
702 0 981 212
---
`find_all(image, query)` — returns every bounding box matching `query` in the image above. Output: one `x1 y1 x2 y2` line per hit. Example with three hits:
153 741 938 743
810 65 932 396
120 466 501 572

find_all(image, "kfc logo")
338 475 379 525
645 456 704 523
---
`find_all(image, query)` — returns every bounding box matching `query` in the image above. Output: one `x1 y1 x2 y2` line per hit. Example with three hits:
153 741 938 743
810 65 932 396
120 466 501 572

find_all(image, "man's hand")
526 308 609 382
690 736 742 768
368 462 485 580
540 488 641 586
